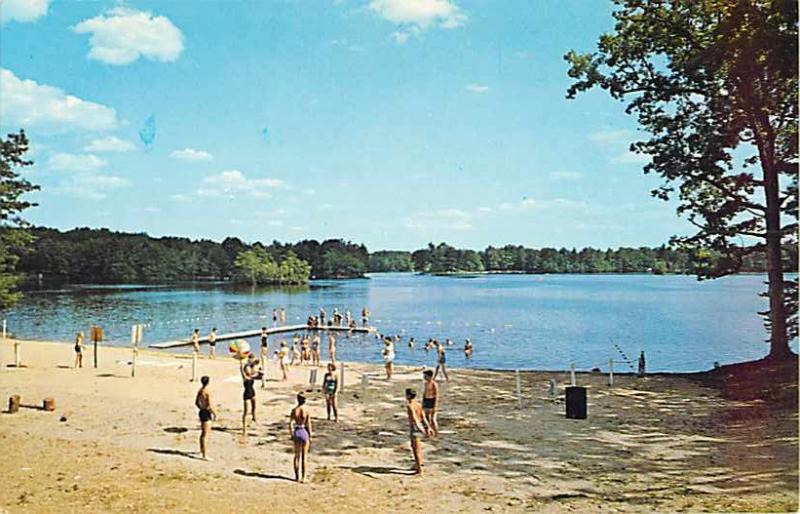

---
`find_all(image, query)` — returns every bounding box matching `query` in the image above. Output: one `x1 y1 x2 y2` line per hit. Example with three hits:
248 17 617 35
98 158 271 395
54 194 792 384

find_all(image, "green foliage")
233 248 309 285
368 251 413 272
321 250 366 278
565 0 798 354
0 130 39 310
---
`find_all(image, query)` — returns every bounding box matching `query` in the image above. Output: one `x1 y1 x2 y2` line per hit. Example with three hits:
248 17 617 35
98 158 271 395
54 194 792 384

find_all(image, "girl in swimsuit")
311 335 321 367
382 338 395 380
328 334 336 364
289 393 313 483
322 363 339 421
241 357 258 435
73 332 84 369
277 342 289 381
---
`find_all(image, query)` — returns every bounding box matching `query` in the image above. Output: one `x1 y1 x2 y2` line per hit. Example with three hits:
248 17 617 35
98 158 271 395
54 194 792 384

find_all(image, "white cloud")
496 197 587 213
588 129 633 144
1 0 49 24
464 83 489 93
48 152 107 172
72 7 184 65
84 136 135 153
170 148 213 162
405 208 472 231
613 151 650 164
142 207 161 214
55 173 130 199
548 170 582 181
369 0 465 44
0 68 118 132
170 194 190 202
198 170 286 199
478 206 493 213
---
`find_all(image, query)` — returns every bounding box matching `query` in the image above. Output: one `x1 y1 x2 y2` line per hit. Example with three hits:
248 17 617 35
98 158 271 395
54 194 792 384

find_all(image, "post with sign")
91 326 103 369
131 324 143 377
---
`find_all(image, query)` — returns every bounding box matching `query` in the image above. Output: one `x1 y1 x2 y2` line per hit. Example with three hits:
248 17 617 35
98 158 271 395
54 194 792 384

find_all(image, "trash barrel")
565 386 586 419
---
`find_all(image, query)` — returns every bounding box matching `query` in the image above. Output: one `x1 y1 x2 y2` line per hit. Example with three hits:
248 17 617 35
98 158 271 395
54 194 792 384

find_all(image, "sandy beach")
0 339 796 513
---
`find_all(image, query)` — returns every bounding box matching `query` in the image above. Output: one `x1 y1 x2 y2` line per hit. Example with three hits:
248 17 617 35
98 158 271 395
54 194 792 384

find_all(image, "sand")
0 339 796 513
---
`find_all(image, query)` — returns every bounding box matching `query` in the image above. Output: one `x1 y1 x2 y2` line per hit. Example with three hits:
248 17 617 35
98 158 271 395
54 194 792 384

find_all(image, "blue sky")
0 0 691 251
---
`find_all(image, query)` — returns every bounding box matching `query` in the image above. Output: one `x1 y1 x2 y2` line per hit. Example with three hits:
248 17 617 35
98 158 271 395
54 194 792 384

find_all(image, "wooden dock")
149 324 373 349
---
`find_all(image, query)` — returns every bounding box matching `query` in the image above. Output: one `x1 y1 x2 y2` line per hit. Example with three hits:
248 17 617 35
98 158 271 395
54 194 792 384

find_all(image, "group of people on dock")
307 306 369 330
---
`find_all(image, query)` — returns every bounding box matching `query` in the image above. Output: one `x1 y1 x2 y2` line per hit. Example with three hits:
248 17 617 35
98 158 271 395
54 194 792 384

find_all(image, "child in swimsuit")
422 370 439 436
73 331 84 369
289 393 313 483
241 357 258 435
322 363 338 421
434 343 449 381
405 388 430 475
208 327 217 359
382 338 395 380
195 375 216 460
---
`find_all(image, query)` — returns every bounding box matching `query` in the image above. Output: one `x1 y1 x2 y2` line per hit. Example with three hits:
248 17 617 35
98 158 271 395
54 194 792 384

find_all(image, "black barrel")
565 386 587 419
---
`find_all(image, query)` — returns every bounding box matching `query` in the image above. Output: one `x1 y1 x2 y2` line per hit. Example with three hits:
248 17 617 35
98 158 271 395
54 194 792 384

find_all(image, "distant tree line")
16 227 369 284
393 243 797 275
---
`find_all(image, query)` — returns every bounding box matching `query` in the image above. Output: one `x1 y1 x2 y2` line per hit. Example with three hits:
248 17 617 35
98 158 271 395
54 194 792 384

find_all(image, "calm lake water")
5 273 794 372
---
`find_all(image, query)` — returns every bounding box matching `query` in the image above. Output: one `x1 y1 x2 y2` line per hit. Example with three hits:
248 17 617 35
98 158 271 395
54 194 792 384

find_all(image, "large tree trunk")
763 162 790 358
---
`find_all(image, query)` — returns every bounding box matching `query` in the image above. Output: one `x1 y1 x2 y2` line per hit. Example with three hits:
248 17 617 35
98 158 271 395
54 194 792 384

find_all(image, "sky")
0 0 693 251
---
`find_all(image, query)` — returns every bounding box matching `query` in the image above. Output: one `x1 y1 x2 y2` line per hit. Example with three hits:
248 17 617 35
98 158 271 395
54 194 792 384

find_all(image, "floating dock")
149 324 373 349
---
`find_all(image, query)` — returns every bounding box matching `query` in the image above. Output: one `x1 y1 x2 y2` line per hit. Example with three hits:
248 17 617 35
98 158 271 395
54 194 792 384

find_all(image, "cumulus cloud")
55 173 130 199
464 83 489 93
170 148 213 162
48 152 107 172
613 150 650 164
369 0 465 44
588 129 634 144
1 0 49 24
405 208 473 231
72 7 184 65
197 170 286 199
497 197 587 212
84 136 135 153
0 68 118 133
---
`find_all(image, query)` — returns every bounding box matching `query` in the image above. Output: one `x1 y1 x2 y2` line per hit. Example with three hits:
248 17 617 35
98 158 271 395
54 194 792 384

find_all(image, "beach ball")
229 339 251 360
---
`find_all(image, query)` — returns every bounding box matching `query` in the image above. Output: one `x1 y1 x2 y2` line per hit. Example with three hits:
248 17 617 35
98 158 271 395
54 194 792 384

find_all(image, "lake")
4 273 793 372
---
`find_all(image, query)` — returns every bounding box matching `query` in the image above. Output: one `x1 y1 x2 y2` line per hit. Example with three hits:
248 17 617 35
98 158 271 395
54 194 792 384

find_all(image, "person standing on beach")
277 341 290 381
73 331 85 368
311 335 321 367
241 356 258 435
191 329 201 382
322 363 339 421
290 340 301 366
383 338 395 380
195 375 216 460
208 327 217 359
434 342 449 381
289 393 313 483
328 333 336 364
259 327 269 388
405 388 431 475
422 370 439 436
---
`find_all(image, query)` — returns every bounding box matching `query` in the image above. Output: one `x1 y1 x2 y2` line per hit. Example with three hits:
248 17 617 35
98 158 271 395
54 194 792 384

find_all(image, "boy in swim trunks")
289 393 313 483
195 375 216 460
422 370 439 436
405 388 431 475
208 327 217 359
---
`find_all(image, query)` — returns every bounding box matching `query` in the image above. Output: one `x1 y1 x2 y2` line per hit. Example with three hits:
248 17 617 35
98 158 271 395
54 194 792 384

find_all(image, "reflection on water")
5 273 792 372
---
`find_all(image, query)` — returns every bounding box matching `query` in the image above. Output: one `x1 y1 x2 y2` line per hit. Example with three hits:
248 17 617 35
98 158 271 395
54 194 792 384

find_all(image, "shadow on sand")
148 448 201 460
233 469 295 482
345 465 417 478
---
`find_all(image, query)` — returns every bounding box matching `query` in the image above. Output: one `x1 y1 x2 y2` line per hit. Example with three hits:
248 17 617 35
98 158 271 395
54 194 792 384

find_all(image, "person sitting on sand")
276 341 290 381
208 327 217 359
195 375 217 460
434 342 449 381
73 331 85 369
311 334 321 367
464 339 473 359
289 393 313 483
405 388 431 475
422 370 439 436
241 356 258 435
328 333 337 364
383 338 395 380
322 363 339 421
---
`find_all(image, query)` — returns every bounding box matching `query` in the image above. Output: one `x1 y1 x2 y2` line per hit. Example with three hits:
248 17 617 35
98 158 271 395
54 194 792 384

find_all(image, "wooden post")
608 359 614 387
191 350 198 382
8 394 20 413
43 397 56 411
91 326 103 369
309 368 318 386
361 373 369 389
14 340 21 368
570 363 576 386
515 369 522 409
